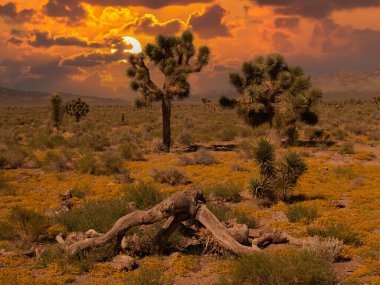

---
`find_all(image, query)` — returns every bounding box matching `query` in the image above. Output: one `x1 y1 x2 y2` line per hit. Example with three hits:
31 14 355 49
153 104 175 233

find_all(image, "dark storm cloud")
43 0 87 23
125 15 183 36
28 30 103 48
0 2 35 23
7 37 22 45
83 0 213 9
254 0 380 18
274 17 300 30
189 4 231 39
0 53 80 91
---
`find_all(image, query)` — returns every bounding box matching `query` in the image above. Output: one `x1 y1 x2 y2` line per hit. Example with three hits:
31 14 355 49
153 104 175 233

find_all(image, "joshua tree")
64 98 90 122
126 30 210 151
222 54 322 144
50 93 63 129
249 137 307 202
201 97 211 111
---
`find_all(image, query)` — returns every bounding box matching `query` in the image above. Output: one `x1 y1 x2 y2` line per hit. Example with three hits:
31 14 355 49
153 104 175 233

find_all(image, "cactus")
64 98 90 122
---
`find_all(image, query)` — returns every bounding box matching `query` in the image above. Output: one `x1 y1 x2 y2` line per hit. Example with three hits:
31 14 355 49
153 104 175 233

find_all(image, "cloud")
27 30 103 48
7 37 22 45
43 0 87 23
0 2 35 23
189 4 232 39
254 0 380 18
272 32 294 53
83 0 213 9
274 17 300 30
125 14 185 35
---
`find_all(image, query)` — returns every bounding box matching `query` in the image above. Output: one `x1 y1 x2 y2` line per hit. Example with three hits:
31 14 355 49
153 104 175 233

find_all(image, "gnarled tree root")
58 189 315 257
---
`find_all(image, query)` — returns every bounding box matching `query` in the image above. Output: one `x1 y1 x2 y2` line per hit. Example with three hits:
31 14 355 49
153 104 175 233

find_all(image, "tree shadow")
297 140 336 148
182 144 237 153
285 194 326 204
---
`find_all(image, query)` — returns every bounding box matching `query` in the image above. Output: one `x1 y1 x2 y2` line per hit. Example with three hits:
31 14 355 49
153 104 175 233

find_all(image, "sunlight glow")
122 36 142 54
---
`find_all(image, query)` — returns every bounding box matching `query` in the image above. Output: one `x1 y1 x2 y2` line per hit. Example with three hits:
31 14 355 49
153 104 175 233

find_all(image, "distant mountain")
314 69 380 101
0 87 127 106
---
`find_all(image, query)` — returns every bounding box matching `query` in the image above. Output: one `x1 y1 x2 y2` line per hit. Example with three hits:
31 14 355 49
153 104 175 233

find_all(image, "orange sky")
1 0 380 99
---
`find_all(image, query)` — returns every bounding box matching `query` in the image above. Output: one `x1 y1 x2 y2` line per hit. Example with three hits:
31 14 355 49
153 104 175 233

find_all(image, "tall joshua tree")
127 30 210 150
50 93 63 129
224 54 322 142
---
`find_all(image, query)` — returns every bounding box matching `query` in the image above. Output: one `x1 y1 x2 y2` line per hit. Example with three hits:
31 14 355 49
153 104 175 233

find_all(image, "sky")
1 0 380 100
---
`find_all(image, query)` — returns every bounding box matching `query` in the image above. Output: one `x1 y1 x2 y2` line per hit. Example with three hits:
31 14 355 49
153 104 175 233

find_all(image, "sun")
122 36 142 54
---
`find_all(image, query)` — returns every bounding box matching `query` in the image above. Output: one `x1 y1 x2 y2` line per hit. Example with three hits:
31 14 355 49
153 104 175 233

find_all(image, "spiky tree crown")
64 98 90 122
229 54 322 127
127 30 210 104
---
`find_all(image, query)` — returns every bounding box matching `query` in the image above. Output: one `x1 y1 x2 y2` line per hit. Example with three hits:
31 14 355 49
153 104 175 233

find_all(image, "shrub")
307 223 361 246
178 150 218 166
218 128 237 141
339 142 355 154
217 250 336 285
0 172 17 196
0 146 35 169
123 183 164 210
151 138 168 153
303 237 343 262
333 166 356 180
8 207 50 243
118 143 144 161
178 132 194 146
207 205 257 228
192 150 218 165
55 199 132 233
41 151 70 172
284 126 299 146
97 151 124 175
74 152 97 174
202 184 242 203
286 204 318 223
151 167 189 186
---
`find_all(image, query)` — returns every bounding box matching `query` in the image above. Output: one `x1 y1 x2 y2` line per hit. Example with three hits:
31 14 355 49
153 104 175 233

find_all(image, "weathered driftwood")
58 189 315 257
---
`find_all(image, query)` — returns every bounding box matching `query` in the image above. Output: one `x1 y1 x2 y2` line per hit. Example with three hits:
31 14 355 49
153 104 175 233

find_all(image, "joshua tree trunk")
162 96 171 150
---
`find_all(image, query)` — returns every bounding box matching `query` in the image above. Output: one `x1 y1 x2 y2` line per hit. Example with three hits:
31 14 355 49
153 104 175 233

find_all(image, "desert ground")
0 101 379 285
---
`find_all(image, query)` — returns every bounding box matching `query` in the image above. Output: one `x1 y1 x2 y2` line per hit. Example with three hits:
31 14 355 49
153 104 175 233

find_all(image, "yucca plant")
50 93 63 129
249 137 307 202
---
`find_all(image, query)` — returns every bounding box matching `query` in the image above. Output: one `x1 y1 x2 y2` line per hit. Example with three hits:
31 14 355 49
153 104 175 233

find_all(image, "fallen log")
59 189 316 257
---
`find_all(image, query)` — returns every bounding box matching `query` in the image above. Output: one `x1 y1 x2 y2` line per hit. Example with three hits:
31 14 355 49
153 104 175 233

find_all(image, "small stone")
60 190 72 201
109 255 138 271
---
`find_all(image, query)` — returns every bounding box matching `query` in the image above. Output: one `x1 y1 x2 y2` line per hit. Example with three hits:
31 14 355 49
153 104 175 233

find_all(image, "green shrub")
123 183 164 210
74 152 97 174
307 223 361 246
7 207 50 243
97 151 124 175
217 250 336 285
41 151 70 172
118 143 144 161
286 204 318 223
55 200 131 233
177 132 194 146
207 205 257 228
339 142 355 154
333 166 356 180
151 167 189 186
202 184 242 203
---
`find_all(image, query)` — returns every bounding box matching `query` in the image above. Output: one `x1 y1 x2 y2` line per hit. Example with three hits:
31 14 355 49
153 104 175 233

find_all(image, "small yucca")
248 137 307 202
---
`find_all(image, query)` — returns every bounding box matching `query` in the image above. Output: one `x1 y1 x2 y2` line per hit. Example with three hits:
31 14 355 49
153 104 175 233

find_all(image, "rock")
109 255 138 271
60 189 72 201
